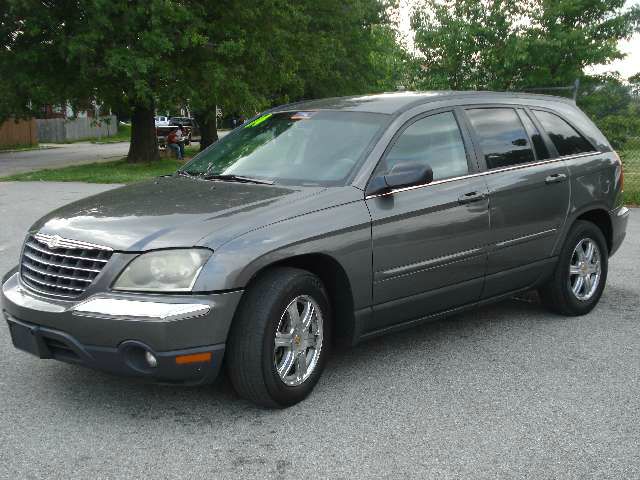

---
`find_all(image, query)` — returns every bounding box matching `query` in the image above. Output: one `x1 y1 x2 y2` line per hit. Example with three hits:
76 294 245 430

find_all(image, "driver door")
364 110 490 334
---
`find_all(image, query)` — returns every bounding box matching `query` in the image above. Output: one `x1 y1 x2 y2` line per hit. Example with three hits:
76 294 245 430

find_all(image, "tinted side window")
519 110 550 160
466 108 535 169
383 112 469 181
533 110 596 156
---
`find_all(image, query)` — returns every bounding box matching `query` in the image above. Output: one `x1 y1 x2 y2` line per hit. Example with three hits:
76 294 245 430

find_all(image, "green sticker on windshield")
245 113 272 128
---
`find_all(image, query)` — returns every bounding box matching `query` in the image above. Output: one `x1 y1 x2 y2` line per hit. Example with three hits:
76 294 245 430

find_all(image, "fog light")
144 351 158 368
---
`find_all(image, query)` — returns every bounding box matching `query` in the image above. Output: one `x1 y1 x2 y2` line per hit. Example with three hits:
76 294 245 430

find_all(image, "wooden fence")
0 118 38 147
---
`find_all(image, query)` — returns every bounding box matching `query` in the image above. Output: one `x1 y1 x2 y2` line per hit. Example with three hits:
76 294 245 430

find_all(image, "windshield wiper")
176 170 196 178
201 173 274 185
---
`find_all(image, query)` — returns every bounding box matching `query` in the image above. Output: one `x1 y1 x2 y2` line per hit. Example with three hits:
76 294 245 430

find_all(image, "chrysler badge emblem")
46 235 62 250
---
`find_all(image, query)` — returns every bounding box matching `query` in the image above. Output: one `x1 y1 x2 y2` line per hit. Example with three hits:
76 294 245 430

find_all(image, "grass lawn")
0 157 183 184
620 142 640 205
0 143 203 184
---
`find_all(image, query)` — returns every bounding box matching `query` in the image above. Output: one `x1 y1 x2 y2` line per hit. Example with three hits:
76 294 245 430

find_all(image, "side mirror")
367 162 434 196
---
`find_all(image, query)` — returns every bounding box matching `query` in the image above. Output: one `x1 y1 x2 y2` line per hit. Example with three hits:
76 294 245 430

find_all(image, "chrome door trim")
494 229 557 249
375 247 486 283
365 151 600 200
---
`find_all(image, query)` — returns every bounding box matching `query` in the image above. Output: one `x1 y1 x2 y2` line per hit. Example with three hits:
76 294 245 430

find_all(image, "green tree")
296 0 401 99
188 0 404 151
2 0 406 159
411 0 526 90
578 73 640 149
185 0 306 150
2 0 203 163
579 73 632 118
629 72 640 96
410 0 640 90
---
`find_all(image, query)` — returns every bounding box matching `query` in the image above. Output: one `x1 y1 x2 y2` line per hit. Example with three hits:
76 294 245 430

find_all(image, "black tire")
226 267 332 408
539 220 608 316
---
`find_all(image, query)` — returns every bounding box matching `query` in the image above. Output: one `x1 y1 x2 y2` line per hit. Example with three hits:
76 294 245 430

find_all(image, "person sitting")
166 128 182 160
175 123 186 158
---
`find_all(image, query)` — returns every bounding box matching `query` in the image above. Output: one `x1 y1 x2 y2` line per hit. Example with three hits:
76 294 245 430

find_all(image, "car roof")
271 91 575 115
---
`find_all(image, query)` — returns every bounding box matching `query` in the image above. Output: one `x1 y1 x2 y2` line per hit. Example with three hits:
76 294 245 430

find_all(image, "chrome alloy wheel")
569 238 602 301
273 295 324 387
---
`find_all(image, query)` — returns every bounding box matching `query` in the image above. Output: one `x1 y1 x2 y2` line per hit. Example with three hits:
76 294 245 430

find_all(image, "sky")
398 0 640 80
588 0 639 80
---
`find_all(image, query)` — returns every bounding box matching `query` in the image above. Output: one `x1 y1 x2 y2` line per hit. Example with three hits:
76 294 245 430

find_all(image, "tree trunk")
195 111 218 151
128 103 159 163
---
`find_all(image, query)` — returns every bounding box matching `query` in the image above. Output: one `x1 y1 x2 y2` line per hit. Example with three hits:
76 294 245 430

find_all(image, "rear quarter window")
532 110 596 157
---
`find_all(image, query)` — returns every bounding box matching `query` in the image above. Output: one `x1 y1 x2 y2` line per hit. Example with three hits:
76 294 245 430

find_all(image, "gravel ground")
0 182 638 479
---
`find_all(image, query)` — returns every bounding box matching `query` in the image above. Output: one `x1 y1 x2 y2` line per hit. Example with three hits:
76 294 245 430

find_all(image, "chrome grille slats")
24 241 110 263
20 272 85 293
21 251 103 273
21 262 93 282
19 234 113 298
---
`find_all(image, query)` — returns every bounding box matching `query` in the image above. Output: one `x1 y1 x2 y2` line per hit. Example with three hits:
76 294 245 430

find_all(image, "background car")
154 115 170 127
156 117 200 147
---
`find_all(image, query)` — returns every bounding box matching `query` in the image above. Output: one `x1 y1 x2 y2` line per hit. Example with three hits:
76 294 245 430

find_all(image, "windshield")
180 111 388 186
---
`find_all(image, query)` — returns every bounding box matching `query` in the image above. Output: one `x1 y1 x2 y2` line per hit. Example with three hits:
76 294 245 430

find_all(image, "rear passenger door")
365 110 490 333
463 107 570 298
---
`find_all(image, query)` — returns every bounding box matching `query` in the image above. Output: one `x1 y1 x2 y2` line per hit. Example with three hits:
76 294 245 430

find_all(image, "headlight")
113 249 212 292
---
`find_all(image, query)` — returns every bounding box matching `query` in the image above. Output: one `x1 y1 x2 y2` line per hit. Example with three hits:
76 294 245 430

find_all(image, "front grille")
20 233 113 298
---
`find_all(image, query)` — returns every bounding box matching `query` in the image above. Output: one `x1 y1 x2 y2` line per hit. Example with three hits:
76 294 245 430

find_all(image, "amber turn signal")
175 352 212 365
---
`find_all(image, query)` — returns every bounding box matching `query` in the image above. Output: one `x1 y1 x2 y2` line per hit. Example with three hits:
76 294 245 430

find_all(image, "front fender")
193 200 373 310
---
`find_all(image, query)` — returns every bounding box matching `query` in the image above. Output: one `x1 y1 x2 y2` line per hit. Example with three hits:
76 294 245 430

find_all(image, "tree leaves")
410 0 640 91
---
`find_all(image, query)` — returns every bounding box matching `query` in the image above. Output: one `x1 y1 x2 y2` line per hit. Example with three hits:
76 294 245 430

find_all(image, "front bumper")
1 272 243 385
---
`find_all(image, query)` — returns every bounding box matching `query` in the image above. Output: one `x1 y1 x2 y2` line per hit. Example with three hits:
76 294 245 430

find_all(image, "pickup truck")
156 117 200 147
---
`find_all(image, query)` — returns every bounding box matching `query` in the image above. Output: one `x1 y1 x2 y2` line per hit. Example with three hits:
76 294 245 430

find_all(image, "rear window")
466 108 535 169
532 110 596 156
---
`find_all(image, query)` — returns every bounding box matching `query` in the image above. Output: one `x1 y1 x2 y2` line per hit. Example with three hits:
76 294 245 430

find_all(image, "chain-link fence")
620 136 639 205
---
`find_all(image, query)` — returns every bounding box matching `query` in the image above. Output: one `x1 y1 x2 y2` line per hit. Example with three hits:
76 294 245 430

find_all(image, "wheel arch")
554 205 613 258
575 208 613 254
245 253 356 345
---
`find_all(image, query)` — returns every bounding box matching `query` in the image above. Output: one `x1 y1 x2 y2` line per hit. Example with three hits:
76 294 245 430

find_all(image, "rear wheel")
539 220 608 316
226 267 331 408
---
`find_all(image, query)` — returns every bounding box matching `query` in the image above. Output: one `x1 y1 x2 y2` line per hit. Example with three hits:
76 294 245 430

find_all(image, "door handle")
458 191 486 204
545 173 567 184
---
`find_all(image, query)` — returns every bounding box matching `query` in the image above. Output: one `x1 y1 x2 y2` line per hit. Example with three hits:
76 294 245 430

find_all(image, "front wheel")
539 220 608 316
226 267 331 408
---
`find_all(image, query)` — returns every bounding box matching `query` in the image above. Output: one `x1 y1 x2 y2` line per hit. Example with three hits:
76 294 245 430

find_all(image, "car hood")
30 176 363 251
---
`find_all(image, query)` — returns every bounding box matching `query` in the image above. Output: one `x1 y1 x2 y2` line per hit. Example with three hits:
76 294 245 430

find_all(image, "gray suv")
2 92 629 407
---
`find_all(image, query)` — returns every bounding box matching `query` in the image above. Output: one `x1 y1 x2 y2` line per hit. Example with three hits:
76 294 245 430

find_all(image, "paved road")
0 132 229 177
1 182 639 479
0 142 131 176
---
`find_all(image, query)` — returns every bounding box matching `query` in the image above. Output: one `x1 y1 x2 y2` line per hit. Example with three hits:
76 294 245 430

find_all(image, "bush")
595 114 640 150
